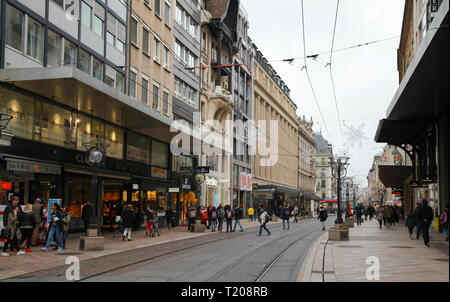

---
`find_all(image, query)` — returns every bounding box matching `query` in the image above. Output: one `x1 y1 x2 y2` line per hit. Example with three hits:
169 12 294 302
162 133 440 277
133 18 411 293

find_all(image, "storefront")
205 176 218 207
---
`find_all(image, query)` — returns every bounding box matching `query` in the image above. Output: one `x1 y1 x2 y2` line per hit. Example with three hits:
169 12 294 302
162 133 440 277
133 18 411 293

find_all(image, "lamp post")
342 178 353 217
330 156 350 225
351 185 359 205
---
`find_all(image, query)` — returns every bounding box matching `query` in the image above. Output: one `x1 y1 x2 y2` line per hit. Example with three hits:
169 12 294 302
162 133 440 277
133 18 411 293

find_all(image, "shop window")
0 87 34 140
105 124 123 159
151 140 168 168
127 131 150 164
41 102 77 148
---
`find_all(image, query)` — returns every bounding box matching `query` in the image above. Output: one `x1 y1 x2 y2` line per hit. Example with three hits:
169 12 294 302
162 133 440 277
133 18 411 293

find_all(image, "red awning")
321 200 338 203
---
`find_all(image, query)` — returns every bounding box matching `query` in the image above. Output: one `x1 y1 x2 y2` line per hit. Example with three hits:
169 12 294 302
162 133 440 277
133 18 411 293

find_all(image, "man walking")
257 208 271 236
281 205 291 230
233 204 244 232
413 201 422 239
318 207 328 230
356 203 364 226
417 199 434 247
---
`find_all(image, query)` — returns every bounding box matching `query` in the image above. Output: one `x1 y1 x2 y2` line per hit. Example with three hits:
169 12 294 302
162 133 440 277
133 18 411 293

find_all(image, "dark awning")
378 165 413 188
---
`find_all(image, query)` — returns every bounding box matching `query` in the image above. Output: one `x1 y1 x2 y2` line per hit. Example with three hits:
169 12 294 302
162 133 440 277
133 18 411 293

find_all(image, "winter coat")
440 209 448 228
225 208 233 220
187 207 197 219
217 208 224 220
384 206 393 219
281 207 290 219
356 205 364 216
200 208 208 223
234 207 242 220
6 212 20 240
121 209 136 228
145 209 154 221
3 203 22 227
318 209 328 222
49 209 64 231
259 211 269 225
32 203 42 224
405 212 416 228
417 205 434 226
248 208 254 216
62 213 71 232
376 207 385 220
81 204 93 224
19 210 36 230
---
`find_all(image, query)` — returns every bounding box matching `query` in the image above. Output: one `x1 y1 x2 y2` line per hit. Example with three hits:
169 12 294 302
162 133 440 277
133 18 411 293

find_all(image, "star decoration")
343 122 369 149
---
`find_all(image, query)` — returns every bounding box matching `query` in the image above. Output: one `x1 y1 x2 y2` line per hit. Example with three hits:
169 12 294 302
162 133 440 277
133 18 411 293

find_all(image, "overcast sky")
241 0 406 187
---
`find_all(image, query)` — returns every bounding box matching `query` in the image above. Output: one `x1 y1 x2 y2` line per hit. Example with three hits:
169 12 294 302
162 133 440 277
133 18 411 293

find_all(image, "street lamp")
330 156 350 224
342 178 353 217
351 184 359 205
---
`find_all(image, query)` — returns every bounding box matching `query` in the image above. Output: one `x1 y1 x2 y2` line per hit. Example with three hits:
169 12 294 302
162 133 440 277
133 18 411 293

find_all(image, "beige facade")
314 133 335 201
252 59 298 190
367 154 383 203
128 0 174 118
298 116 316 198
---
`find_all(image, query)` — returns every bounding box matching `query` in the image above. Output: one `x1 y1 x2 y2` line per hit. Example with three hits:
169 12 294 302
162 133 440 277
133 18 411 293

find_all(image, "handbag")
1 228 11 240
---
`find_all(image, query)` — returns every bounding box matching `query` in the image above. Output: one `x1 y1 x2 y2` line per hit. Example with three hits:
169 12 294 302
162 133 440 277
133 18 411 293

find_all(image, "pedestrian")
3 195 23 231
439 204 449 241
187 203 197 232
318 207 328 230
81 201 93 235
417 199 434 247
62 207 71 249
356 203 364 226
165 207 173 230
281 205 290 230
17 203 36 253
413 201 422 239
257 208 271 236
200 207 208 227
41 203 64 252
376 205 385 229
31 198 42 246
225 205 233 233
210 206 218 232
233 204 244 232
121 204 136 241
364 206 369 222
1 206 22 256
369 205 375 221
109 202 117 231
217 204 224 232
144 205 154 237
405 211 416 240
294 206 299 223
206 206 212 229
384 205 393 228
248 206 255 222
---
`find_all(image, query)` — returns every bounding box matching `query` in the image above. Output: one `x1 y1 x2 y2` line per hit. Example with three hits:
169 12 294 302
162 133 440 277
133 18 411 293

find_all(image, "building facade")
251 44 299 216
231 3 253 213
297 116 315 211
314 132 336 210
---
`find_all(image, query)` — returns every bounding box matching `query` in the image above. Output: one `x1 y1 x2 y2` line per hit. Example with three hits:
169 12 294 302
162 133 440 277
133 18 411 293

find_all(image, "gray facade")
172 0 201 122
232 3 253 211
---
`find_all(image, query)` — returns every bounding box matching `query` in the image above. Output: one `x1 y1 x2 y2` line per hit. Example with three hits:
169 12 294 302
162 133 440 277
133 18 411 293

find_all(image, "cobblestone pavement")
298 218 449 282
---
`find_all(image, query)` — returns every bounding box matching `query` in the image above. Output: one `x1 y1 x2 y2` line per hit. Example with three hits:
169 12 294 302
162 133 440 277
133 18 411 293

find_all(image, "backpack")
217 209 223 219
284 208 290 217
211 211 217 219
190 210 197 218
264 213 270 223
226 210 232 219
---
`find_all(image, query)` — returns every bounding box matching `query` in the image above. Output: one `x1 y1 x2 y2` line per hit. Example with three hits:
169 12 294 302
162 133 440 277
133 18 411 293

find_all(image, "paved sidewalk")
0 218 283 280
298 219 449 282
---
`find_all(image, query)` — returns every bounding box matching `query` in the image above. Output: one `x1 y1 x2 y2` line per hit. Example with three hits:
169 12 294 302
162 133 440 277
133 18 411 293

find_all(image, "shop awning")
378 165 413 188
3 155 61 175
0 67 197 146
385 2 449 121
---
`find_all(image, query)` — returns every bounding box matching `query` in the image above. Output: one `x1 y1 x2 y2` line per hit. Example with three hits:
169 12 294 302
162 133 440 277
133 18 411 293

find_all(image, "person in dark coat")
41 203 64 252
81 202 93 235
417 199 434 247
413 201 422 239
18 203 36 253
165 207 173 230
225 205 233 233
405 211 417 240
281 205 291 230
121 204 136 241
233 204 244 232
318 207 328 230
356 203 364 226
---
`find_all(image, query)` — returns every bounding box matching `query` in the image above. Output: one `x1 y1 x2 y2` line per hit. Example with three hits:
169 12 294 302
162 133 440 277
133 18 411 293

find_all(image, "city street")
2 218 334 282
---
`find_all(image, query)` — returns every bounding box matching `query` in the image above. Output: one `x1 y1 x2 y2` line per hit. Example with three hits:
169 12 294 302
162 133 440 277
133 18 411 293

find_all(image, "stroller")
151 216 160 237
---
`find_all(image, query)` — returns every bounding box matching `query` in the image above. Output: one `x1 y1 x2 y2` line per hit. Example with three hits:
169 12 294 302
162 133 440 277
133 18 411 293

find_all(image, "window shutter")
117 22 126 42
107 13 116 33
94 1 105 20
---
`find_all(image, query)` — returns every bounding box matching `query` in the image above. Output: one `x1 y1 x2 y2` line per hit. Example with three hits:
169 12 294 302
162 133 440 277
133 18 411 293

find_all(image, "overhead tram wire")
328 0 345 147
300 0 333 145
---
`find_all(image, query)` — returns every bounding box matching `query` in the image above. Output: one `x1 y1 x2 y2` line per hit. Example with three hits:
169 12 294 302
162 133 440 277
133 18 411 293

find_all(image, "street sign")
169 188 180 193
197 166 210 174
410 180 420 188
180 167 191 174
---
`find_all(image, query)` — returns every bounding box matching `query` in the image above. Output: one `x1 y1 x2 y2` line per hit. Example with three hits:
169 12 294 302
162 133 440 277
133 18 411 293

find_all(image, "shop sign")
198 166 210 174
151 167 167 179
240 172 248 191
410 180 420 188
252 183 259 190
132 184 139 190
182 177 191 190
246 174 252 192
0 170 34 181
1 182 12 190
205 177 217 187
180 167 191 174
431 0 439 12
169 187 180 193
76 154 106 168
7 160 61 175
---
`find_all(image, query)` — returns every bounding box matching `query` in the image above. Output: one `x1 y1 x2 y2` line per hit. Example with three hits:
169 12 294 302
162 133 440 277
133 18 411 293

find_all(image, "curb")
297 231 328 282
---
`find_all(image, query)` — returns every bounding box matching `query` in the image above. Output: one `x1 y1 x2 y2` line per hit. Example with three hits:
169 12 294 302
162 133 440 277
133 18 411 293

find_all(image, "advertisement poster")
47 199 62 224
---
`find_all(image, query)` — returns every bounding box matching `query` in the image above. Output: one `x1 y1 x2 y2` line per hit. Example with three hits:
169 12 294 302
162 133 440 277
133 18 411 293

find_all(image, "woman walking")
41 203 64 252
1 207 22 256
122 204 136 241
376 205 385 229
439 204 449 241
405 211 416 239
19 204 36 253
